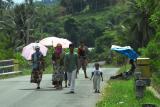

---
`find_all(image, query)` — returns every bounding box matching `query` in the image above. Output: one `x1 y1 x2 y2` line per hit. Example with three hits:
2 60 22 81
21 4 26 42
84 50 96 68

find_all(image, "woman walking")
52 43 65 89
31 46 45 89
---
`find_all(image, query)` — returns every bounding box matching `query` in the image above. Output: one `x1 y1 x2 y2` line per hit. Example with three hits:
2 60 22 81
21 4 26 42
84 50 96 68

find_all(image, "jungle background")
0 0 160 93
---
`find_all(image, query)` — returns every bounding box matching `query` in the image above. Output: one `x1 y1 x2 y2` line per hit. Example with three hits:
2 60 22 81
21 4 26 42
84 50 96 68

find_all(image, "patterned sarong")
31 69 42 83
52 66 64 85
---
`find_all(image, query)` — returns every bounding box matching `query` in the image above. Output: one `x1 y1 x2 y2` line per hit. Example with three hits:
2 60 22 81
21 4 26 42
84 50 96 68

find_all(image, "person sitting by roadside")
110 59 136 79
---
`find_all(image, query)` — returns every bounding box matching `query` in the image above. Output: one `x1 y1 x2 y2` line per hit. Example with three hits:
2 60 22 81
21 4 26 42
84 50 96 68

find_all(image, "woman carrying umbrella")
31 46 45 89
52 43 66 89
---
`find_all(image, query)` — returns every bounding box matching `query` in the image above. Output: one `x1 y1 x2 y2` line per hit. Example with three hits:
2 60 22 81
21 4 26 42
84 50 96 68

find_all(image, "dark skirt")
31 69 42 83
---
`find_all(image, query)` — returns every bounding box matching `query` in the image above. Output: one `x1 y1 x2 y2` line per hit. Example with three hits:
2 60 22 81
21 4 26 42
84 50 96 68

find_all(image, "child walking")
90 63 103 93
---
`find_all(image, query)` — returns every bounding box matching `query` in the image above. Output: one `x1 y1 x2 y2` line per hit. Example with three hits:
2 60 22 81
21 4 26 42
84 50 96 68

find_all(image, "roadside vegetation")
97 79 160 107
96 66 160 107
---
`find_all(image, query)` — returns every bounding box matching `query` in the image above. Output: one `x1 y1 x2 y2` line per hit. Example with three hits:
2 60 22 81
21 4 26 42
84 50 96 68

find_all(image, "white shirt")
92 69 102 77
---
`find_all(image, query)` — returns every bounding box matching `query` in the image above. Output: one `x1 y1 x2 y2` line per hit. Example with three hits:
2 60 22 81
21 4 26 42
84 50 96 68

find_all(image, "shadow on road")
19 88 63 91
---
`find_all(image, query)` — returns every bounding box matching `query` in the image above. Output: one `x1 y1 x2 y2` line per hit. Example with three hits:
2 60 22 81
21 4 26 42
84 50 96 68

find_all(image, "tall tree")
87 0 118 11
25 0 35 44
122 0 156 49
61 0 87 13
64 17 79 45
0 0 13 18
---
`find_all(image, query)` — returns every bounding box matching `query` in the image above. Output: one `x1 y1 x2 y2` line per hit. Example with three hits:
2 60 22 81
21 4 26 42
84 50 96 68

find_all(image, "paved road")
0 66 118 107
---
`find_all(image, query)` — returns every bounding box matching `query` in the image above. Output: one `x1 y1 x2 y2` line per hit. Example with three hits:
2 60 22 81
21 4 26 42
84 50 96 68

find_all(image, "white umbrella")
59 38 72 48
39 37 61 46
22 43 48 60
39 37 72 48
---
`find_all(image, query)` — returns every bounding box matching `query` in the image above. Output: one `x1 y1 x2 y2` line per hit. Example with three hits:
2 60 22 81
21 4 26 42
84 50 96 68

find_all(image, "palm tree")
24 0 35 44
1 1 35 49
0 0 13 17
122 0 157 49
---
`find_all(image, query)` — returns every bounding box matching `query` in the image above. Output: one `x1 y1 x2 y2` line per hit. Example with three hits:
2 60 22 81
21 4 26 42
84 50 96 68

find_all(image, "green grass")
101 64 117 68
118 64 130 73
152 73 160 94
97 65 160 107
102 64 130 70
97 79 160 107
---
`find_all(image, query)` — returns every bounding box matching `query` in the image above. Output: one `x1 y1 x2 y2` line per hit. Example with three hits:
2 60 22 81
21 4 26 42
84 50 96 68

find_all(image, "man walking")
64 44 78 93
77 41 89 78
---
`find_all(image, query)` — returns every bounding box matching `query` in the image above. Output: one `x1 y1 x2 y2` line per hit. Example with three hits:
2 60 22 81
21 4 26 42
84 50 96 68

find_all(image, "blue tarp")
111 45 139 60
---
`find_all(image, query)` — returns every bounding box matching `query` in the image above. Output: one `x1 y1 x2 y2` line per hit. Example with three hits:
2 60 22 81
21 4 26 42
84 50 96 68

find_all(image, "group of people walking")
30 41 103 93
30 41 136 94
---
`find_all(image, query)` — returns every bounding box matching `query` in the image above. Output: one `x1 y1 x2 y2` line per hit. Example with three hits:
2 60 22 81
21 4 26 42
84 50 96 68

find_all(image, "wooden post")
13 59 19 72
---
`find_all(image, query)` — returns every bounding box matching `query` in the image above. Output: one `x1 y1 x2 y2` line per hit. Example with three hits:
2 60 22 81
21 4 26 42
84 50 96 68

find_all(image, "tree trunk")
26 21 30 44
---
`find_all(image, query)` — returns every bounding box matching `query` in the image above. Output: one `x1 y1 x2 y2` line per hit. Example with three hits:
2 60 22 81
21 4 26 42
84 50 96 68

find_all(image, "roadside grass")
117 64 130 73
101 64 116 68
97 66 160 107
97 79 160 107
102 63 130 71
152 73 160 94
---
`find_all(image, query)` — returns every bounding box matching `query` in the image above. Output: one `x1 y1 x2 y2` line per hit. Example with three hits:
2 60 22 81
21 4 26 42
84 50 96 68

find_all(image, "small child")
90 63 103 93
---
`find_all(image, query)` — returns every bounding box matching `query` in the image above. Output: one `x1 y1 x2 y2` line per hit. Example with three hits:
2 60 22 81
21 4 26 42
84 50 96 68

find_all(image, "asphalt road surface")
0 65 118 107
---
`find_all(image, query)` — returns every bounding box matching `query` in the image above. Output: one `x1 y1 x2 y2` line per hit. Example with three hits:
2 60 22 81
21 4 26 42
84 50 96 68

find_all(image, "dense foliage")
0 0 160 77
